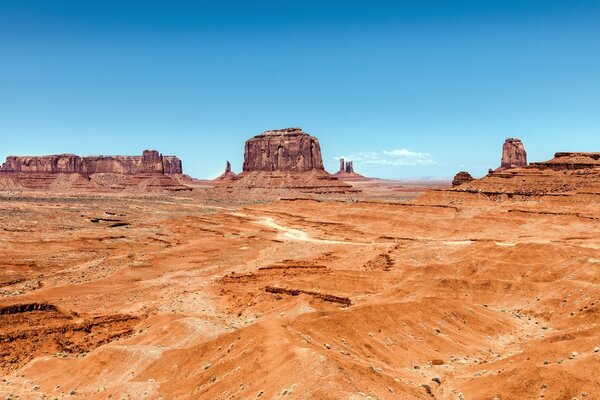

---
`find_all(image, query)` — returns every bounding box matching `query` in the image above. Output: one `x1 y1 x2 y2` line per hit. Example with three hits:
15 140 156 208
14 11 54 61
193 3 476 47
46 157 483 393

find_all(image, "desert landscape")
1 128 599 400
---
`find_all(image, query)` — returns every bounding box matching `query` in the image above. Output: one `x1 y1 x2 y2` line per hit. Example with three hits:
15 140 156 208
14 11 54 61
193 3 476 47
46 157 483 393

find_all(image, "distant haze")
1 0 599 179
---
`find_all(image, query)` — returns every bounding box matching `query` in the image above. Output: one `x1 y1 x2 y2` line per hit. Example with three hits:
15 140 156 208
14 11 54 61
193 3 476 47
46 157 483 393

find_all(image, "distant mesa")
219 127 356 193
0 150 190 192
1 150 183 175
452 171 474 187
447 137 600 198
499 138 528 170
530 152 600 170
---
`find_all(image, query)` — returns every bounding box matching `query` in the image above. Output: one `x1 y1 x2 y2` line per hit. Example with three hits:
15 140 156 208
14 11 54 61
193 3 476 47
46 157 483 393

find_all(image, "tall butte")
242 127 324 172
221 127 354 193
500 138 528 169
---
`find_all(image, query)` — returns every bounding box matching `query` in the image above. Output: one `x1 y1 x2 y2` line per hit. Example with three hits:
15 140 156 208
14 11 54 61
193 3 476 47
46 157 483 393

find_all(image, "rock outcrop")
500 138 527 169
242 128 324 172
452 171 474 187
220 128 355 194
337 159 354 174
0 150 189 192
530 152 600 170
450 151 600 198
1 150 183 175
333 158 370 181
215 161 237 181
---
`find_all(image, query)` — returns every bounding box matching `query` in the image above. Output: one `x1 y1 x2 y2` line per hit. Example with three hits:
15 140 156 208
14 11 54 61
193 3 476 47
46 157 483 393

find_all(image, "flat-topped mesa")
1 151 183 175
500 138 528 169
530 152 600 170
243 127 324 172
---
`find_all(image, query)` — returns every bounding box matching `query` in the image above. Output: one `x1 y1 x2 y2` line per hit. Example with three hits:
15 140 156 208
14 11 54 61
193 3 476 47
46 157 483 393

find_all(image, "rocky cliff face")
242 128 324 172
1 151 183 175
500 138 528 169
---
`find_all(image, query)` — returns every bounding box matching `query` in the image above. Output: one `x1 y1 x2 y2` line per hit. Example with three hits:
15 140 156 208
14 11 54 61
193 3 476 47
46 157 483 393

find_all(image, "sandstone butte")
219 128 356 193
0 150 190 192
499 137 528 169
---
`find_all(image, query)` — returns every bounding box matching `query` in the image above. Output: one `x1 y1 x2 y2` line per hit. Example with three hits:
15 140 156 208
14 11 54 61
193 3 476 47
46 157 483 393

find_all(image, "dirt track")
1 190 599 399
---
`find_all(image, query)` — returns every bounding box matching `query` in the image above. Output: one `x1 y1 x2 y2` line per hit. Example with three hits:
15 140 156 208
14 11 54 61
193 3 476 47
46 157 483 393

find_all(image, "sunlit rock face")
242 128 324 172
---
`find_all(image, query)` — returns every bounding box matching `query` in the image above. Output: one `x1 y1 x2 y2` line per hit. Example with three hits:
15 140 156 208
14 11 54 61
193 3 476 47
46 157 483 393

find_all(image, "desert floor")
1 188 599 399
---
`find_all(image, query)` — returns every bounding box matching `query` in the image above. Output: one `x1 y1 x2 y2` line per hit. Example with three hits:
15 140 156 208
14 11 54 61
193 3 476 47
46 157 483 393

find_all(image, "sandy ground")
1 187 599 399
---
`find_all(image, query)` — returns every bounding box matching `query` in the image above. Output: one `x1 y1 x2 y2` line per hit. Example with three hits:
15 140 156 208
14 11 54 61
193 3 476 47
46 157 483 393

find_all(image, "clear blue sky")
1 1 599 179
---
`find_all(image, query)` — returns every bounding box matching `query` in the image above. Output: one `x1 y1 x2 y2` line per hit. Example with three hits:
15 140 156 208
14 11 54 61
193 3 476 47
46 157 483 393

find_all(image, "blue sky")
1 1 599 179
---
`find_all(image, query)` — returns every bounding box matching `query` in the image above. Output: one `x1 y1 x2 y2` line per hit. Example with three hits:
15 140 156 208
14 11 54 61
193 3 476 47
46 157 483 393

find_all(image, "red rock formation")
242 128 324 172
0 150 189 192
452 152 600 197
500 138 527 169
452 171 474 187
333 159 371 181
345 161 354 173
220 128 355 193
1 151 183 175
215 161 237 181
530 152 600 170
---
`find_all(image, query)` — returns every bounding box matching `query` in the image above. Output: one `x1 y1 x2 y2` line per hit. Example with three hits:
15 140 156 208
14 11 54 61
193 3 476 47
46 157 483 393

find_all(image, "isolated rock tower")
500 138 528 169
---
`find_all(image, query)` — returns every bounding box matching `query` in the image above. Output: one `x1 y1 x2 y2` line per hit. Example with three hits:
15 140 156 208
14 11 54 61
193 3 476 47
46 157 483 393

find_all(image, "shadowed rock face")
500 138 528 169
242 128 324 172
1 151 183 175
